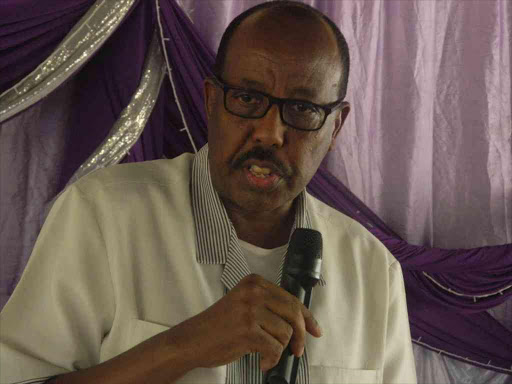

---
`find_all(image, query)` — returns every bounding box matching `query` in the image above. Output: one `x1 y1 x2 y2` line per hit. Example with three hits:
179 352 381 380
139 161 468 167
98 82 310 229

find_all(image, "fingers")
258 309 294 353
252 326 287 372
302 306 323 338
241 274 323 358
264 297 308 358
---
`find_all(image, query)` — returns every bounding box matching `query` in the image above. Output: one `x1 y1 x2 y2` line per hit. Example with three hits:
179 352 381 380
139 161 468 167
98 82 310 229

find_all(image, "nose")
249 104 286 148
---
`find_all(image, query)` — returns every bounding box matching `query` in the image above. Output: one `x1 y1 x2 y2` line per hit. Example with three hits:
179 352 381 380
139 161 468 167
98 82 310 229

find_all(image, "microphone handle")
266 274 310 384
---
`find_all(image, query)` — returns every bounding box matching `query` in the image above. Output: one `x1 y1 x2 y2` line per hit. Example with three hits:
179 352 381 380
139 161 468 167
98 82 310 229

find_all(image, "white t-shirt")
238 240 288 283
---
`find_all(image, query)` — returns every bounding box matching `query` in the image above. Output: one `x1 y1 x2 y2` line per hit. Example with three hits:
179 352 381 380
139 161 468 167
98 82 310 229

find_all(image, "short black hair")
213 0 350 100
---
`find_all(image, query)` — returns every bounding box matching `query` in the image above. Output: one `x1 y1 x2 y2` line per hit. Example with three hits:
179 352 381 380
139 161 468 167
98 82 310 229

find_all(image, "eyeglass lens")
226 89 325 130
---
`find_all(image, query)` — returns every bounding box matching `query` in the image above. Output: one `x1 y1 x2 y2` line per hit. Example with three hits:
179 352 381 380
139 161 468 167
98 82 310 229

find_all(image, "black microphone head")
288 228 323 260
284 229 323 287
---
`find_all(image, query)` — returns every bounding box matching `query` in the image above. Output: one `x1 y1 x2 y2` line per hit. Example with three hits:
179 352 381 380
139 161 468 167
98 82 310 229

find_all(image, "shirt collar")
191 144 326 289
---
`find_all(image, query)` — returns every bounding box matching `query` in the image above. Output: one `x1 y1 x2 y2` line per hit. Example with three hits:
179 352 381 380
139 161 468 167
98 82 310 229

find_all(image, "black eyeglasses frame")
209 76 345 132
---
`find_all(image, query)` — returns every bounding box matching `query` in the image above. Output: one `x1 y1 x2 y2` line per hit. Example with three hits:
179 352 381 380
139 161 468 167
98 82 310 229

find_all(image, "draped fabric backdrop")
0 1 511 383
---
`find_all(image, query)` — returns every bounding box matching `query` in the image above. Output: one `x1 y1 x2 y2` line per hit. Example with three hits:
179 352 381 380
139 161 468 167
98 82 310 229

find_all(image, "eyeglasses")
210 76 344 131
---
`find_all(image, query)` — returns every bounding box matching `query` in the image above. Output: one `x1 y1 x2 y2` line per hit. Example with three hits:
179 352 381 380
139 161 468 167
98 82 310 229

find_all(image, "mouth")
247 164 275 178
243 163 283 190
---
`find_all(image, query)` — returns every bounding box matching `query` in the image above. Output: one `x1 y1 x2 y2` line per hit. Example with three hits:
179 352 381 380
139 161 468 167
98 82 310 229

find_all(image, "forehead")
223 11 342 102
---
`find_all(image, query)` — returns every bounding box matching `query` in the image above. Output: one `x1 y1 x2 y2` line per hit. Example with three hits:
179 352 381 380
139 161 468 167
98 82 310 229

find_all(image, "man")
0 1 417 383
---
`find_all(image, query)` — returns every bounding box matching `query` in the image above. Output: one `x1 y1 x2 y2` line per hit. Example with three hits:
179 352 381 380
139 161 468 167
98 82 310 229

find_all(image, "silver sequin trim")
66 28 166 186
0 0 136 123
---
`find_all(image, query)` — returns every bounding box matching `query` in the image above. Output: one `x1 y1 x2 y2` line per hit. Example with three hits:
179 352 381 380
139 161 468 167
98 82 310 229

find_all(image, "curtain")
0 0 95 93
1 0 511 383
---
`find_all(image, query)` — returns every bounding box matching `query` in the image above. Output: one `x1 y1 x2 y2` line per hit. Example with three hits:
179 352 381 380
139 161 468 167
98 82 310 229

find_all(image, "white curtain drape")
175 0 512 383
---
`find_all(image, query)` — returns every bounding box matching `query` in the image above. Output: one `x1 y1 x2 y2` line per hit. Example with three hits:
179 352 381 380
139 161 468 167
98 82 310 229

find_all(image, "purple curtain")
1 0 511 377
123 0 214 163
0 1 96 93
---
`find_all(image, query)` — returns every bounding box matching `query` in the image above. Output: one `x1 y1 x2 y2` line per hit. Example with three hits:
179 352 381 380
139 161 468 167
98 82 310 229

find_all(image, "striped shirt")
191 144 325 384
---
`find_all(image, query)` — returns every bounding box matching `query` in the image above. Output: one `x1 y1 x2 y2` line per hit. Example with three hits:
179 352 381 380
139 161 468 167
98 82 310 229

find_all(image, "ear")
203 78 216 120
328 102 350 152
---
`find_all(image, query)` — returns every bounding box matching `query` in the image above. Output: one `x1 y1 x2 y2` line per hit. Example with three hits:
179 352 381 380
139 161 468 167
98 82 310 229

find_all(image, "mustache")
232 147 291 178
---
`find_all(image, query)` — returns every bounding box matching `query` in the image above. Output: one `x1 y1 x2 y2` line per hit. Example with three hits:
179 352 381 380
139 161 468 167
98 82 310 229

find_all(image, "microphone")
265 228 323 384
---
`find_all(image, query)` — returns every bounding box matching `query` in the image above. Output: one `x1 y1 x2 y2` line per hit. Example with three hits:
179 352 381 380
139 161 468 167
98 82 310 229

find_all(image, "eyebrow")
239 78 318 100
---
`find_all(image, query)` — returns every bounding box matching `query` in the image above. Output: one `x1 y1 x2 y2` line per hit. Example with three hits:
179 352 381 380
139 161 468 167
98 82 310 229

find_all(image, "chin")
245 192 293 214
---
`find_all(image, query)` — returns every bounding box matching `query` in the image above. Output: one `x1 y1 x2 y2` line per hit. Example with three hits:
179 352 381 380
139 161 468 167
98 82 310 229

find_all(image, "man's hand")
176 273 323 372
52 274 323 384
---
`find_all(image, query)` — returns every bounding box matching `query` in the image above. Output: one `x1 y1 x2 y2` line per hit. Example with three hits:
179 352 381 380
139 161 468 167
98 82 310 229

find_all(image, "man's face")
205 13 350 215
